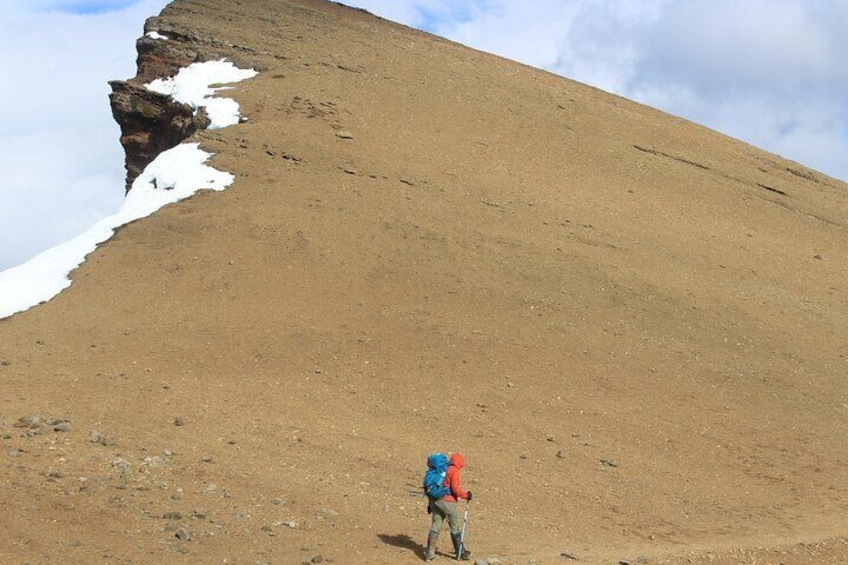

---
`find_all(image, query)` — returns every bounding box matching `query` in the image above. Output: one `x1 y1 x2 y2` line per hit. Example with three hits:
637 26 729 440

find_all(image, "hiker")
425 452 473 561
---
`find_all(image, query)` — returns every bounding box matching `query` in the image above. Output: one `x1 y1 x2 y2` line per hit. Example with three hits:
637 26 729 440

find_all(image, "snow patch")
146 60 258 128
146 31 169 40
0 60 256 320
0 144 232 319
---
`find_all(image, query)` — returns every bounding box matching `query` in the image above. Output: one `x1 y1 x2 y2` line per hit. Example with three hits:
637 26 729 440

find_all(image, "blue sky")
9 0 139 14
1 0 847 272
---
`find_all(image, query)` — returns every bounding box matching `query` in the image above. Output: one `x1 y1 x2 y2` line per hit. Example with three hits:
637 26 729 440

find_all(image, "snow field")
0 60 257 319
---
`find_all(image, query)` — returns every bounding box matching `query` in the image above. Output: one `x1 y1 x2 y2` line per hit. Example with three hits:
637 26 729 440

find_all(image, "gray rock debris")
52 419 71 432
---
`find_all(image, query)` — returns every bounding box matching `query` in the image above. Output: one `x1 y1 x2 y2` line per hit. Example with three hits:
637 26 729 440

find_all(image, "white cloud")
0 59 256 319
0 142 235 319
0 0 169 271
434 1 584 71
345 0 493 31
340 0 848 182
616 0 848 177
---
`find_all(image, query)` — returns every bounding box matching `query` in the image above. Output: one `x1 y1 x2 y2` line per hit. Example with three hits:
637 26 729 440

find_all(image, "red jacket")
442 452 469 502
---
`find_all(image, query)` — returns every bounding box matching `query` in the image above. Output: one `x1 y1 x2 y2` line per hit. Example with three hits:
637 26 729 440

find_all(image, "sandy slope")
2 0 847 563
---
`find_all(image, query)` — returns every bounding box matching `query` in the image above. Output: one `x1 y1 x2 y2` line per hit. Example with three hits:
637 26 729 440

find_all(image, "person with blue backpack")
423 452 473 561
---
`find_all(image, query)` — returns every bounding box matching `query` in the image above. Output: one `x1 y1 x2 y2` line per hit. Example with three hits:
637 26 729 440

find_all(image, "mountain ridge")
2 1 847 563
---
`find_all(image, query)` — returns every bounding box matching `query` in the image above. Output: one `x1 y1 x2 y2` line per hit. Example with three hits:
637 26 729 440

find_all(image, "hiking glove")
466 491 473 501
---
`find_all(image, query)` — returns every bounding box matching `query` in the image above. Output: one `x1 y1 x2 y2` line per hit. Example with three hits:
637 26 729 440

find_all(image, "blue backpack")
423 453 450 500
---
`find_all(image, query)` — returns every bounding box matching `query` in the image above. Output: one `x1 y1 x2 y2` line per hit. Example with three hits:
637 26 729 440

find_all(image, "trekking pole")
459 499 470 558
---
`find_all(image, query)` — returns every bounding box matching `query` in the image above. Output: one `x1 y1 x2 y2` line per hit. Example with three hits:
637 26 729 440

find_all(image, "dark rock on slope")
108 80 207 192
108 15 252 192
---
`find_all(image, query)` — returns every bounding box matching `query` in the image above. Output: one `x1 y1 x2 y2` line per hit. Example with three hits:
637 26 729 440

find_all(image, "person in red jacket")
425 452 472 561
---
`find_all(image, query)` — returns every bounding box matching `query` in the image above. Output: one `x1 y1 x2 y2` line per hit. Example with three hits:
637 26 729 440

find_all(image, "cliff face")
108 15 245 192
108 81 206 192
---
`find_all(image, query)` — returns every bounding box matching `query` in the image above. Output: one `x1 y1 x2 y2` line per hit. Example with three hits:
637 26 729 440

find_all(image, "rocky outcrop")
108 81 209 192
134 17 202 83
109 9 265 192
108 18 206 193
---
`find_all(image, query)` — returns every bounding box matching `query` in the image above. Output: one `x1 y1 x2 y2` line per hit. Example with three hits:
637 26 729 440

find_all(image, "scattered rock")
89 430 103 443
46 468 65 479
311 555 324 564
51 419 71 432
192 510 208 519
556 450 566 459
163 511 183 520
336 131 354 139
201 456 213 463
15 415 42 429
111 457 132 470
601 459 619 468
271 498 283 505
173 417 185 427
174 527 191 541
560 551 579 560
99 436 118 447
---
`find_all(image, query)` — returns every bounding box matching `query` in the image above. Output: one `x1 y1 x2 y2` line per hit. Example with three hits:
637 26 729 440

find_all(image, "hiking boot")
425 531 439 561
450 533 471 561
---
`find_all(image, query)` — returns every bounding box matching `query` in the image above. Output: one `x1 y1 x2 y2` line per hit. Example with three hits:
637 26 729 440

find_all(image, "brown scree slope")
2 1 848 563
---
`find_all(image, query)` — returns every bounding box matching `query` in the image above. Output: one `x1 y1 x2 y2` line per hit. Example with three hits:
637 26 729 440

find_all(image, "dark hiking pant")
429 499 461 534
